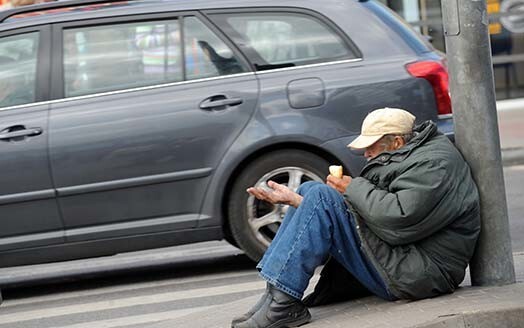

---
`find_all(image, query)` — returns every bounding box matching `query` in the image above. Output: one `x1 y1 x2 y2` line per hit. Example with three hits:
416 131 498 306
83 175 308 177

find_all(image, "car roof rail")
0 0 136 23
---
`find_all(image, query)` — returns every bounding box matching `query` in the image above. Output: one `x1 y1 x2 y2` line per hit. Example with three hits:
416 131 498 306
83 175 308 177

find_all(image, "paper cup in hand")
329 165 343 178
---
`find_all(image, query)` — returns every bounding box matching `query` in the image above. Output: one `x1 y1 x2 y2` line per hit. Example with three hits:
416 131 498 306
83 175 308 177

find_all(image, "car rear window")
209 12 357 71
62 16 247 97
362 1 432 54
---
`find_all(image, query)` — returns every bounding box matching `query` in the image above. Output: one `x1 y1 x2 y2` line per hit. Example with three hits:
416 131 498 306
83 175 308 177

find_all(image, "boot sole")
266 310 312 328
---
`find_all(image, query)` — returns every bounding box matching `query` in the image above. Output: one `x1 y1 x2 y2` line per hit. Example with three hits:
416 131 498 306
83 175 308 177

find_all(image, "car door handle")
199 97 243 110
0 127 43 140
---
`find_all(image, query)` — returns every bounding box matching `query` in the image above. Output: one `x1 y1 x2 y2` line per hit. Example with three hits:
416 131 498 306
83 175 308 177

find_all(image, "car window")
64 20 183 97
210 12 356 70
0 32 39 108
63 17 247 97
183 16 246 80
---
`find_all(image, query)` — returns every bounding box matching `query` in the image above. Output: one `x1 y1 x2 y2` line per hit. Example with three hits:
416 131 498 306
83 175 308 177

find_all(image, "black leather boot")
231 284 270 325
231 284 311 328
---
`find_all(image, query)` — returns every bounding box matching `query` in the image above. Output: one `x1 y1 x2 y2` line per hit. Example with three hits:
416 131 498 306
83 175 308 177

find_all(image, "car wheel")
228 149 330 261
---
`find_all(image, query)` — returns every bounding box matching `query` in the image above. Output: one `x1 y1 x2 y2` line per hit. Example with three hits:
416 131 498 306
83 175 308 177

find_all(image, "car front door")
49 14 257 244
0 26 64 262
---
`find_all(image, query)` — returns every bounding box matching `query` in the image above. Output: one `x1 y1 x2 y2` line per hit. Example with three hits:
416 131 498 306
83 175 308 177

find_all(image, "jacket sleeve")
345 159 450 245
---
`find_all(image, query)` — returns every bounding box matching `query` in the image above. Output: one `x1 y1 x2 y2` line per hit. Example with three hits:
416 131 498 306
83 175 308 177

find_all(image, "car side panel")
49 74 258 242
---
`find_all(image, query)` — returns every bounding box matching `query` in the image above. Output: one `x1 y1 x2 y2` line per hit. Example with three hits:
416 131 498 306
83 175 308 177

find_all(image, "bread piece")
329 165 343 178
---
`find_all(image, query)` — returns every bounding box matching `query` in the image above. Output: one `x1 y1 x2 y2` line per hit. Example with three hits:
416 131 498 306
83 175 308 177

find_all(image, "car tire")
227 149 331 262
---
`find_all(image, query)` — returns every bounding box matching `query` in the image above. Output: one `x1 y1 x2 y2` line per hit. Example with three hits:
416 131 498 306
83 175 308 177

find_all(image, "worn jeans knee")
296 181 322 196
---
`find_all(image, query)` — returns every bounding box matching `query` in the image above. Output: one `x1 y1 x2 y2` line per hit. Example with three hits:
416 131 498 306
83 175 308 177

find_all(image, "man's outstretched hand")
247 181 303 208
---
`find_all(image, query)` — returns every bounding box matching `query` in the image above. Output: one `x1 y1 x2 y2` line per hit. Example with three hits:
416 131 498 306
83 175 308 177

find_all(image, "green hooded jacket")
344 121 480 300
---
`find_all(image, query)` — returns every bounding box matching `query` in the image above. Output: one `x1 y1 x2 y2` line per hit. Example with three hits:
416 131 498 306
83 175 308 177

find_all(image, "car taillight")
406 60 452 116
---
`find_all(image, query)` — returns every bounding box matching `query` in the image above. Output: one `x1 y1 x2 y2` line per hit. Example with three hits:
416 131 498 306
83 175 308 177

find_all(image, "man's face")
364 135 405 160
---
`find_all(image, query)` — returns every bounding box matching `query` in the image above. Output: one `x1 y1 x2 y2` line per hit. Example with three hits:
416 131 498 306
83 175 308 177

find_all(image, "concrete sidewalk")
163 253 524 328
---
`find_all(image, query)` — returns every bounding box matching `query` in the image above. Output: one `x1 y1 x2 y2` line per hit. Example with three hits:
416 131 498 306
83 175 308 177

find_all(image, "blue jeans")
257 181 394 301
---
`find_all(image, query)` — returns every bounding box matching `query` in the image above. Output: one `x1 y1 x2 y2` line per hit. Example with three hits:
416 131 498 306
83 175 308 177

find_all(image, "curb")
415 307 524 328
497 98 524 112
496 98 523 167
502 148 524 167
0 242 244 289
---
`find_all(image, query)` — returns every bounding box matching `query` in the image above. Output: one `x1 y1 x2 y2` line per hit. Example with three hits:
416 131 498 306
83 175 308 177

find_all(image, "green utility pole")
441 0 515 285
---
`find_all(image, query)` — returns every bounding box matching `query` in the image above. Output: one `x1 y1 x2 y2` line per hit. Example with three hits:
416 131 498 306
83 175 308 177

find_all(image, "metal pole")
441 0 515 286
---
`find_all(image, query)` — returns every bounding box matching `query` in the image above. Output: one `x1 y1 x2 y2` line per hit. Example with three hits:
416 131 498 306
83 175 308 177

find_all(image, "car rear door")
207 8 435 175
48 13 258 243
207 9 367 164
0 26 64 259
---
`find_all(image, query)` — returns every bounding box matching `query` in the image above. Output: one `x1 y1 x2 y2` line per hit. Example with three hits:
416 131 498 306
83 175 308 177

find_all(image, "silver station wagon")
0 0 453 271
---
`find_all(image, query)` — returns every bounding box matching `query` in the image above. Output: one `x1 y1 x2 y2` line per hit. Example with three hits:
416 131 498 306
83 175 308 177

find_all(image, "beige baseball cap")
347 107 416 149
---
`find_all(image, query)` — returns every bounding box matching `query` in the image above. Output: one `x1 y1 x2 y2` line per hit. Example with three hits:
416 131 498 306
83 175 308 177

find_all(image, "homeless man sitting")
231 107 481 328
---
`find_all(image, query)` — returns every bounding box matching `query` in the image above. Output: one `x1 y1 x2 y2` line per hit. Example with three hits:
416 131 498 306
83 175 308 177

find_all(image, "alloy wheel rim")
246 166 323 247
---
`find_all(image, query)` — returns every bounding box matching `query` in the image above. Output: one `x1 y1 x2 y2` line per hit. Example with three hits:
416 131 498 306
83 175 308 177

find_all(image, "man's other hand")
247 181 303 208
326 174 352 194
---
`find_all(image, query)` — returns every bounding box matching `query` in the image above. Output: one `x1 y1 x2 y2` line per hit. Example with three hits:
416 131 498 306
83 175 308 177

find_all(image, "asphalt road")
0 248 261 328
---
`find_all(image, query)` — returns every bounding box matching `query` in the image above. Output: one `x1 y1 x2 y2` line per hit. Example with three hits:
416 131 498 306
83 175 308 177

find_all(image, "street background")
0 1 522 327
